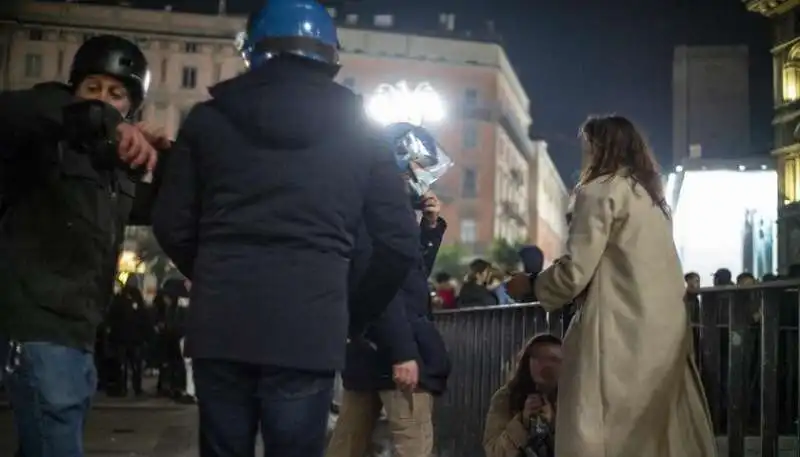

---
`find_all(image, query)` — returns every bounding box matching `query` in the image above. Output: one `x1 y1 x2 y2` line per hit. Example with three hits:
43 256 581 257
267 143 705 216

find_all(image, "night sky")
128 0 773 183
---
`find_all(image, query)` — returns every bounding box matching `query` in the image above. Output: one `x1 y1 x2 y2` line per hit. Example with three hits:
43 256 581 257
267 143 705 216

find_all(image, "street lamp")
365 80 445 126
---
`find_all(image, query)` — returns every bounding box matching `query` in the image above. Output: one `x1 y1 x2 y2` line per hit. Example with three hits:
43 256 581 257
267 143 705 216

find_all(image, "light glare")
671 170 777 285
364 81 445 126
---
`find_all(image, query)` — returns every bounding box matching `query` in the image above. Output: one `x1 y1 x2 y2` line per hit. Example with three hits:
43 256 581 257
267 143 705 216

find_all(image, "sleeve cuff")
390 344 420 365
420 216 446 233
505 413 530 448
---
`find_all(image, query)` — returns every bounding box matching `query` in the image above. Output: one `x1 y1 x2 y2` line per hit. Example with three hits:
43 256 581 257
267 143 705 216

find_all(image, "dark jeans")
193 359 334 457
3 339 96 457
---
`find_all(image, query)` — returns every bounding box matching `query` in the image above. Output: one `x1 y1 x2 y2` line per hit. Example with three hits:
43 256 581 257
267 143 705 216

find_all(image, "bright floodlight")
365 80 445 126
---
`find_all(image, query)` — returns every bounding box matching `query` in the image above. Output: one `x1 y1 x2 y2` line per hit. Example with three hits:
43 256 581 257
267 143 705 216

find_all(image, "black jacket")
0 83 153 351
343 217 451 394
152 58 419 371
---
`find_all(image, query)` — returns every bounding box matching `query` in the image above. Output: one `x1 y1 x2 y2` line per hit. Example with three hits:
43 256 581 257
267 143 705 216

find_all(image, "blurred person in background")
736 272 756 286
505 245 545 304
483 334 562 457
486 266 514 305
327 122 452 457
683 272 700 310
151 289 171 396
177 280 195 404
457 259 500 307
107 284 151 397
432 272 457 310
508 115 715 457
713 268 734 287
684 272 700 292
156 277 191 402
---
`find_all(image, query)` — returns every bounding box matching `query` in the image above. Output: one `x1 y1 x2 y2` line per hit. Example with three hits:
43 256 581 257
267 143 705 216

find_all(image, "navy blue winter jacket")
152 58 419 371
343 216 451 394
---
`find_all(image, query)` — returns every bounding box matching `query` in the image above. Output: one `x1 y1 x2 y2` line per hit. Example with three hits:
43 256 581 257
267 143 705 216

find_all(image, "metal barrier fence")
431 280 800 457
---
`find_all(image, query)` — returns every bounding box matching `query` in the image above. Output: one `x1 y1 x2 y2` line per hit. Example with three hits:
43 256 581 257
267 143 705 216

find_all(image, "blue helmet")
384 122 453 199
236 0 339 69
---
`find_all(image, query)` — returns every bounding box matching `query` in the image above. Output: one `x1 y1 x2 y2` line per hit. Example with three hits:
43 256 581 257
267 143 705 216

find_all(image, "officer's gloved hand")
62 99 123 169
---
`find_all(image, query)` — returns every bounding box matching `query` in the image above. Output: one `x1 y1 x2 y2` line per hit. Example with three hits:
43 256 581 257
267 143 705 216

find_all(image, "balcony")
461 103 532 159
500 200 526 226
744 0 797 17
508 167 524 187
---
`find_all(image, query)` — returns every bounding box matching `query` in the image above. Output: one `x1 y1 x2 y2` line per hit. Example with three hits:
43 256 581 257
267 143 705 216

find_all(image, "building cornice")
771 143 800 156
745 0 800 17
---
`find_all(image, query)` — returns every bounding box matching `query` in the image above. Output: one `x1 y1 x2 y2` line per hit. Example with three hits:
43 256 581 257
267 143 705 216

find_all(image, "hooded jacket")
152 58 420 371
343 217 451 394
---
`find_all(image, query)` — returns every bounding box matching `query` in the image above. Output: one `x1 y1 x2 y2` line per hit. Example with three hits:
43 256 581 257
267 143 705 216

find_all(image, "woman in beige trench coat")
524 115 716 457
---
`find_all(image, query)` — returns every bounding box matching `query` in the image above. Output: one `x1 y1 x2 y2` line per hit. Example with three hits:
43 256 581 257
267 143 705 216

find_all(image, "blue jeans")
193 359 334 457
3 340 97 457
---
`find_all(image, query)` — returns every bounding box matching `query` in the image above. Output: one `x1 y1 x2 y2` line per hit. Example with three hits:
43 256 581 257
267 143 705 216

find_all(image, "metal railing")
431 280 800 457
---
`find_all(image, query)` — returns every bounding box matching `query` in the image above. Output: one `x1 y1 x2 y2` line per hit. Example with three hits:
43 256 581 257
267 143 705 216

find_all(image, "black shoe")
175 393 196 404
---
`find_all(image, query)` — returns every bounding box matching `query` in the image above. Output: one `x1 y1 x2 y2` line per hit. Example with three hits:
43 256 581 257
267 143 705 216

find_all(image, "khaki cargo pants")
326 389 434 457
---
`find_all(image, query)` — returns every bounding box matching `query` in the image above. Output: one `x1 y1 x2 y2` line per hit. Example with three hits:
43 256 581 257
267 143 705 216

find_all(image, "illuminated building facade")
0 0 568 260
745 0 800 269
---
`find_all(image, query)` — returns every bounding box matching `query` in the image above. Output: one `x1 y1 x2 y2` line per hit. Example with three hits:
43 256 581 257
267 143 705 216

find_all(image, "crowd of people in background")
95 278 195 404
431 245 545 309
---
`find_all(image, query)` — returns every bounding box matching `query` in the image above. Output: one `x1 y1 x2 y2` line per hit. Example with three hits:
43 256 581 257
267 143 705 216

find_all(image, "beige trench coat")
534 176 716 457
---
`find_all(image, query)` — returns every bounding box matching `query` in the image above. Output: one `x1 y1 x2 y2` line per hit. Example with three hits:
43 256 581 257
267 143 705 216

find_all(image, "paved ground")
0 394 200 457
0 374 210 457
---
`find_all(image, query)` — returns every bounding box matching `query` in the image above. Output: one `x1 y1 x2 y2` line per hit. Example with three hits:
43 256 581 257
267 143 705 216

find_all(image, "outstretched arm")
534 180 617 310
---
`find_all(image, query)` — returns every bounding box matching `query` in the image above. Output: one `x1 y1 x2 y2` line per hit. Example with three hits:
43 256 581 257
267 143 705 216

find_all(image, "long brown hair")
506 334 561 415
578 115 669 217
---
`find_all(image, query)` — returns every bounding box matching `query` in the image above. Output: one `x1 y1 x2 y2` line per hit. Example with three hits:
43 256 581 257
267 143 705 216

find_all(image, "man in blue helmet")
327 123 452 457
150 1 420 456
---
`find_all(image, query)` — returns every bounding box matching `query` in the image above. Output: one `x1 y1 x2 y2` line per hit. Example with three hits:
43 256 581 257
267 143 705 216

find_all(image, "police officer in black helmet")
0 35 170 456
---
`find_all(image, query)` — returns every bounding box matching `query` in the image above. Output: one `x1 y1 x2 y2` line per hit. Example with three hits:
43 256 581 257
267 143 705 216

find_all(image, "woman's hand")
522 393 555 425
522 394 544 422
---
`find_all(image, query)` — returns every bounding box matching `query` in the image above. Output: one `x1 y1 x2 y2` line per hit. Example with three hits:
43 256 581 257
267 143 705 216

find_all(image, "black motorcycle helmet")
68 35 150 118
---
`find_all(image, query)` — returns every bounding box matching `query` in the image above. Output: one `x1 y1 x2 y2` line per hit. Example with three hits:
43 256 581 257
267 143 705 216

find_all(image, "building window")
184 42 198 53
464 88 478 107
179 107 191 125
460 219 477 244
160 58 168 84
784 45 800 102
181 66 197 89
785 62 800 102
784 156 800 203
462 167 477 198
56 50 64 76
213 63 222 83
24 53 42 78
342 77 355 89
463 124 478 149
28 29 43 41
